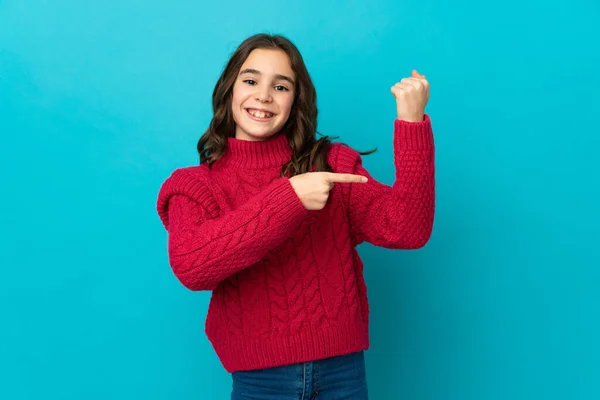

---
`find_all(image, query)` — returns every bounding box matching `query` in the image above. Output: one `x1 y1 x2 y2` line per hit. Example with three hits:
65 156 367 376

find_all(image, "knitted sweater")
156 115 435 373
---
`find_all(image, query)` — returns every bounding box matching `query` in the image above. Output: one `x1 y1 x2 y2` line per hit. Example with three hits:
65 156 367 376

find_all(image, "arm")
165 178 308 291
340 115 435 249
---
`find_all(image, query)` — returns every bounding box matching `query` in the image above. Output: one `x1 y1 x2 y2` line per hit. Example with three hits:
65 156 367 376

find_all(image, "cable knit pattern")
156 115 435 373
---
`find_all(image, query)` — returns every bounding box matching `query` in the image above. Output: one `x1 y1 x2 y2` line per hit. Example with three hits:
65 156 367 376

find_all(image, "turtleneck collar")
216 133 293 170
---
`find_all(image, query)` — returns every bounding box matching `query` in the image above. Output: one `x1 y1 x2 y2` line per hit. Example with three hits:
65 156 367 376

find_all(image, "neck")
218 133 292 170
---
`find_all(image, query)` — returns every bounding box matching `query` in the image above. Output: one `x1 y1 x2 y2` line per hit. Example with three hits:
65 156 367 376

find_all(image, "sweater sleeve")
336 115 435 249
162 176 308 291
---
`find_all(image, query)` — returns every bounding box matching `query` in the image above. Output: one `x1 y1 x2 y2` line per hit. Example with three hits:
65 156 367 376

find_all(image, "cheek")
279 95 295 117
231 83 250 109
231 90 243 110
231 90 247 123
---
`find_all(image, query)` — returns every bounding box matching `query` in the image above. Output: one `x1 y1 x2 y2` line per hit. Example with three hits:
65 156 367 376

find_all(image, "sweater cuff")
394 114 434 150
263 178 309 226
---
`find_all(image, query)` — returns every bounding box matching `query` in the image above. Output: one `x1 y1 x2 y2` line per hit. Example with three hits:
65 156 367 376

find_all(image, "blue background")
1 0 599 399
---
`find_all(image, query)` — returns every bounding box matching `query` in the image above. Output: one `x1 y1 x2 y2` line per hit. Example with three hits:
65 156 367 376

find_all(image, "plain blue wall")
1 0 598 399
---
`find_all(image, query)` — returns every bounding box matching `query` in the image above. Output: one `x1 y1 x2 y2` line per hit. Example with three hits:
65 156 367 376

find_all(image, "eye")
243 79 257 85
275 85 289 91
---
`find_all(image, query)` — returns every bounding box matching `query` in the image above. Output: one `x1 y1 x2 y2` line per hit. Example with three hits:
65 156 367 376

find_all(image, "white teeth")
248 109 273 118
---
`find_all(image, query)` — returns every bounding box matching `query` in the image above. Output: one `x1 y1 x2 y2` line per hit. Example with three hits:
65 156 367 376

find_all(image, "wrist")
397 113 424 123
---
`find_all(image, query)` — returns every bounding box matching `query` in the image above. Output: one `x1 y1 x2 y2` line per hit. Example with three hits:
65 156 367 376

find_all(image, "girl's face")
231 49 296 141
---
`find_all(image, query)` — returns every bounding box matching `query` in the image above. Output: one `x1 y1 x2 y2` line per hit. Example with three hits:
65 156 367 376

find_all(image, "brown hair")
197 33 374 177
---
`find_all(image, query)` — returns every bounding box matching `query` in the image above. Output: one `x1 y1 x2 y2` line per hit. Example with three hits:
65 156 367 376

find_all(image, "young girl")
157 33 435 399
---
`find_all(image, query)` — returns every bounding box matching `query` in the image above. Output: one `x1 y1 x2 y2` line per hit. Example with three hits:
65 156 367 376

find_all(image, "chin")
236 123 284 141
248 130 280 141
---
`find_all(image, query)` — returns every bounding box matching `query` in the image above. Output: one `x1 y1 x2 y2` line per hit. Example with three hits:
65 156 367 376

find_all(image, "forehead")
240 49 294 78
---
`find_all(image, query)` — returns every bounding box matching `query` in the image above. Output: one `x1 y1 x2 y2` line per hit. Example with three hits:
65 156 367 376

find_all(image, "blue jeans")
231 351 368 400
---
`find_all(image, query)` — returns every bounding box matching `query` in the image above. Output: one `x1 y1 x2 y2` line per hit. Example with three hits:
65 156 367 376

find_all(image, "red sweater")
156 115 435 373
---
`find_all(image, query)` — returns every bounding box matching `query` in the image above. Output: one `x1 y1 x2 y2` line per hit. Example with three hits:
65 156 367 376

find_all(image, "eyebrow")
239 68 295 85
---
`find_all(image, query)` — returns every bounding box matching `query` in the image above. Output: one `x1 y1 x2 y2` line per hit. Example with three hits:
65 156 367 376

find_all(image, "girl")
157 33 435 400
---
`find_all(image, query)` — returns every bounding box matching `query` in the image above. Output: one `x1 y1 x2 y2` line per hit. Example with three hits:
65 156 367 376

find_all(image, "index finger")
325 173 368 183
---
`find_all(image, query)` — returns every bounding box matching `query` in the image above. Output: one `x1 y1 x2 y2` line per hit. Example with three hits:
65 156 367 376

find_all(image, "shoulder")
156 165 214 228
165 164 212 181
326 142 363 174
158 165 212 198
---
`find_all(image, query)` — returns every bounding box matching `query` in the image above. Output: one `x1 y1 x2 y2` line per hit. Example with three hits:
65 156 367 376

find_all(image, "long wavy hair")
197 33 374 177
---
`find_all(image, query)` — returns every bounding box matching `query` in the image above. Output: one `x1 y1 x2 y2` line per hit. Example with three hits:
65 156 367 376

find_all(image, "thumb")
412 69 426 79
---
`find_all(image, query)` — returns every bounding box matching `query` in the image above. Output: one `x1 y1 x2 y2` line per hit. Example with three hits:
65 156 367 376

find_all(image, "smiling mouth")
245 108 275 120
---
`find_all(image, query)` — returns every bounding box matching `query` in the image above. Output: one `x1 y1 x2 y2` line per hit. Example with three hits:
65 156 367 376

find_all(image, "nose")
255 85 272 103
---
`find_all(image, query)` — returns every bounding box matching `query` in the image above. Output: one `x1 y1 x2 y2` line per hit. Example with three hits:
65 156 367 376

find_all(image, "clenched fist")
391 70 430 122
289 172 368 210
